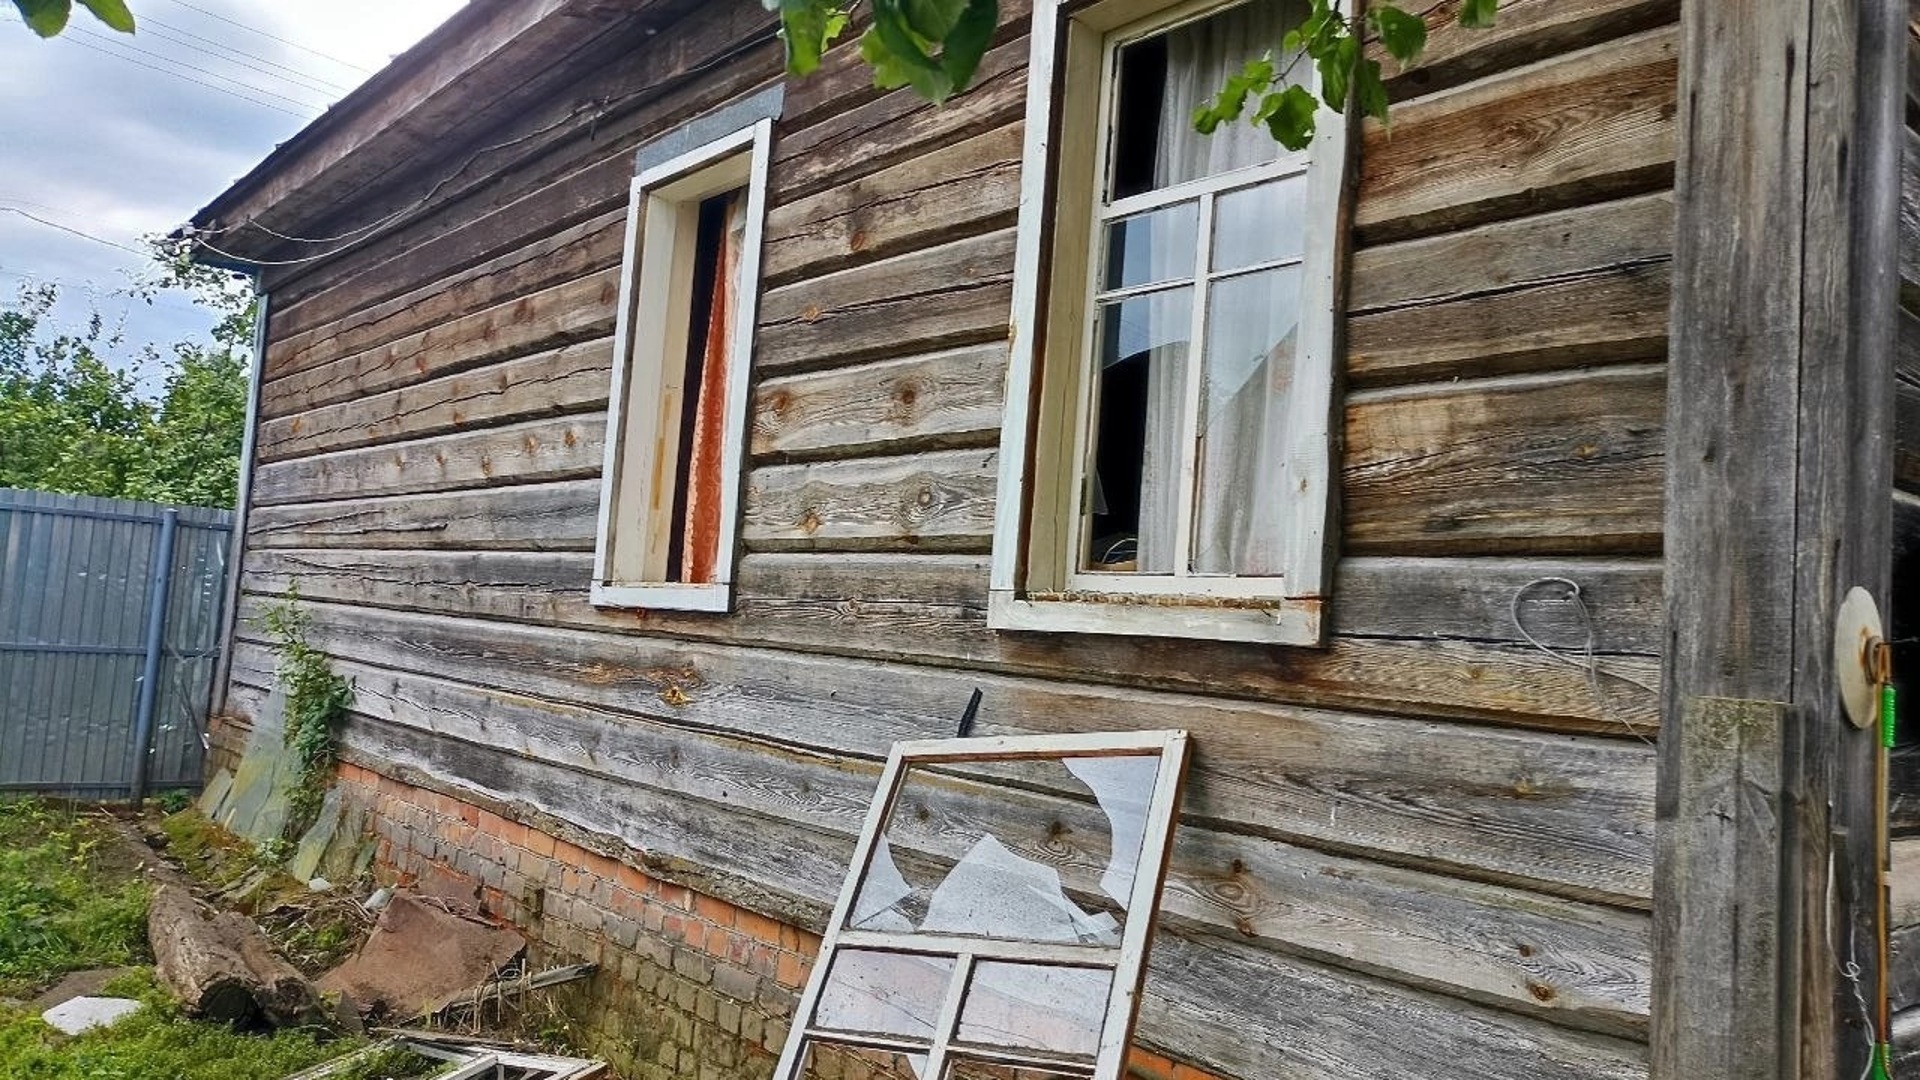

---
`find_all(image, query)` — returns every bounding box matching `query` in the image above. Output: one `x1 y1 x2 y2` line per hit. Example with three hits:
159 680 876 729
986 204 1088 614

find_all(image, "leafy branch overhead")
763 0 1497 150
10 0 133 37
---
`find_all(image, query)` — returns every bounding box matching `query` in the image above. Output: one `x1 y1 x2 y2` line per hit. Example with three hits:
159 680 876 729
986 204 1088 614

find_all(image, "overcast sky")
0 0 466 385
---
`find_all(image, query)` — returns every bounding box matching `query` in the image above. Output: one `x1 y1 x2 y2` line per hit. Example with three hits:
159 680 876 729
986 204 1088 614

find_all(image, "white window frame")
773 729 1192 1080
591 118 773 612
989 0 1349 646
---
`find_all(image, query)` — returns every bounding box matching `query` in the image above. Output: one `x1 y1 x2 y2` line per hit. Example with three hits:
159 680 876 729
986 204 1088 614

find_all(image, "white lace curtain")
1126 0 1299 575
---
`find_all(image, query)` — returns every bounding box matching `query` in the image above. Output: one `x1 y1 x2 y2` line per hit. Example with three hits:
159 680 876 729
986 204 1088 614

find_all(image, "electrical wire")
136 16 354 97
189 27 783 263
152 0 373 74
65 24 332 113
0 207 151 258
45 32 317 118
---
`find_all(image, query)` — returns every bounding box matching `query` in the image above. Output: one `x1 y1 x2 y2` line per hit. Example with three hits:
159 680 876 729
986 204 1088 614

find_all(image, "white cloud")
0 0 467 381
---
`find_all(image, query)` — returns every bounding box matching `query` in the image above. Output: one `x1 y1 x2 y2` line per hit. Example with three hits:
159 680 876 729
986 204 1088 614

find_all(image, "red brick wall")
331 763 1218 1080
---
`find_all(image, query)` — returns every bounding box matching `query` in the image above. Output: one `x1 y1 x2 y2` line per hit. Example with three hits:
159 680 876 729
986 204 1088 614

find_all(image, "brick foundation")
331 762 1218 1080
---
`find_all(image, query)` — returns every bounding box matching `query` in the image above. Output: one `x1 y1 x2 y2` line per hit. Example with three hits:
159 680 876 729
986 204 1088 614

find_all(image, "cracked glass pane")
812 949 954 1042
847 755 1160 946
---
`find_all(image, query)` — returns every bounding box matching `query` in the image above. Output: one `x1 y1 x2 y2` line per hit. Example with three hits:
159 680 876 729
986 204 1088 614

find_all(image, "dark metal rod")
0 643 220 657
0 501 231 530
129 509 179 807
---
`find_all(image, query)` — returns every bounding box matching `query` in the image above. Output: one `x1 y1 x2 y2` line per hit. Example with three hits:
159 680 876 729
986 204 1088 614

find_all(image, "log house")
186 0 1914 1077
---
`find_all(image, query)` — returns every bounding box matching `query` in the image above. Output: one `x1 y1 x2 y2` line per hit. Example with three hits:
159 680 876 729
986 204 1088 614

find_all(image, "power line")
137 16 354 97
0 206 152 258
51 32 316 119
152 0 373 74
67 25 331 112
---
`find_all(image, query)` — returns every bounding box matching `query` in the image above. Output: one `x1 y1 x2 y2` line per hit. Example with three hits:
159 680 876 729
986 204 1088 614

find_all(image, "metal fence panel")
0 488 234 799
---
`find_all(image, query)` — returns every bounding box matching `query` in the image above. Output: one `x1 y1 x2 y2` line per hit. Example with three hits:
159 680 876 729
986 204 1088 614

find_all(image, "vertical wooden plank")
1656 698 1787 1076
1657 1 1903 1078
1656 7 1805 1065
1796 4 1904 1076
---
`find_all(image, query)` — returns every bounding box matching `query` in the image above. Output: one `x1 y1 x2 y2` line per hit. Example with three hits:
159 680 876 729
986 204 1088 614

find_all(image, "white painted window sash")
591 118 772 613
990 0 1347 645
773 730 1191 1080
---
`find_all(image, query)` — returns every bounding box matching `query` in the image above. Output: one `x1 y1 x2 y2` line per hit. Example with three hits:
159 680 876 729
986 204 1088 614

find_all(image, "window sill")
590 582 732 613
987 590 1324 646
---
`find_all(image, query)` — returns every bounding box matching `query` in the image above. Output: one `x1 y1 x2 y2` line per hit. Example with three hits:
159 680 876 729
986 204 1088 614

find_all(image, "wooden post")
1656 1 1903 1078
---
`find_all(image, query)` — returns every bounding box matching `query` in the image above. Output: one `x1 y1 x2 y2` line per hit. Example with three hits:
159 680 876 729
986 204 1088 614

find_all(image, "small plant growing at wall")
259 591 352 843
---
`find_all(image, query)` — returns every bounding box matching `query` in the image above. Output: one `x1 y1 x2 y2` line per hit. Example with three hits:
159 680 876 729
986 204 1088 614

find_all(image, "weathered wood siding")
220 2 1679 1077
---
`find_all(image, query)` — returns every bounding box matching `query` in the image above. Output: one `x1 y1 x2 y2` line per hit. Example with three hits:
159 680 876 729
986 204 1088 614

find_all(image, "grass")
0 800 400 1080
0 969 347 1080
0 800 148 998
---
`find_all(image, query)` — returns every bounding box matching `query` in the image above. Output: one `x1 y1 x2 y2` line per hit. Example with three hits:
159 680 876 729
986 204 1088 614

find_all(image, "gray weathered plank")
1348 190 1673 313
1356 26 1677 243
241 546 1661 736
248 480 599 551
743 448 999 552
751 343 1006 461
262 269 618 421
257 338 610 463
230 600 1656 905
1344 365 1665 555
251 414 606 507
763 123 1022 286
756 228 1015 376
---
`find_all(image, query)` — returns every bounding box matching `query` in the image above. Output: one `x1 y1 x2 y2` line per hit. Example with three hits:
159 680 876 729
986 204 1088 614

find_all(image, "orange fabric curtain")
680 192 745 584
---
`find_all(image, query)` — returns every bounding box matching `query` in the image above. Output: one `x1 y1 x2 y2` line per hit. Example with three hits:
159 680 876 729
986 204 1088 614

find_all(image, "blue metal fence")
0 488 234 800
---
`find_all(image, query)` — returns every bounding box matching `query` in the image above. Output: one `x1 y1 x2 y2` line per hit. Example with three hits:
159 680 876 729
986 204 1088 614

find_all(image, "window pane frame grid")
1069 0 1310 597
774 731 1192 1080
987 0 1349 645
1075 168 1308 596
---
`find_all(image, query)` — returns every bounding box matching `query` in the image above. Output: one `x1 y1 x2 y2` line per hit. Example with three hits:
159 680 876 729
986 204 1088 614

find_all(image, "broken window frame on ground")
288 1033 604 1080
775 730 1192 1080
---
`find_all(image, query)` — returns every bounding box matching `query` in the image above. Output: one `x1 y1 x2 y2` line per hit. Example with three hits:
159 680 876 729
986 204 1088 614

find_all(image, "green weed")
0 801 148 997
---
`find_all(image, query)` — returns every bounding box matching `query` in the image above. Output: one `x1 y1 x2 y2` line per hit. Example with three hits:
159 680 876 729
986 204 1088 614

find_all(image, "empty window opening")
593 118 771 612
667 190 746 585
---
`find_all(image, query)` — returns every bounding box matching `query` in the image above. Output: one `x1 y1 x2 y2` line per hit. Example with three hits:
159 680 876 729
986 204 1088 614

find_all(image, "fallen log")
148 883 327 1027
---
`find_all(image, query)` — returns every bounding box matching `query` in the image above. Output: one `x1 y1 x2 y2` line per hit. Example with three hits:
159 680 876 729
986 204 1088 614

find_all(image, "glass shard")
1087 288 1192 574
1103 203 1199 292
847 757 1159 947
1211 177 1306 273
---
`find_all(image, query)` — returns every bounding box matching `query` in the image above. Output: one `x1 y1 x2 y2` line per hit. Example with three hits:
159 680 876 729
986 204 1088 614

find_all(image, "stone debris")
40 996 142 1036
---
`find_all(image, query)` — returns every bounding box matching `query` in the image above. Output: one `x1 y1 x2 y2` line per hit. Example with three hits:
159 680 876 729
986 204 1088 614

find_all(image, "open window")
990 0 1348 645
775 731 1191 1080
592 118 772 611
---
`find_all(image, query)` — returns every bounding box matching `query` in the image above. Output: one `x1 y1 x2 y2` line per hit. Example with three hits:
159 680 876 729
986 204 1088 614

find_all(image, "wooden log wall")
222 1 1681 1077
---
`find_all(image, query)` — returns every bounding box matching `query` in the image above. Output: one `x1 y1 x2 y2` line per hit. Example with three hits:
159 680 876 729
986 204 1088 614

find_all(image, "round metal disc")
1835 586 1884 729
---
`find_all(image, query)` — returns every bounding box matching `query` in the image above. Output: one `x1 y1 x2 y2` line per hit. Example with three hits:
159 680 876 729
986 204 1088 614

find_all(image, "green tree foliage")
10 0 133 37
0 280 250 509
764 0 1495 149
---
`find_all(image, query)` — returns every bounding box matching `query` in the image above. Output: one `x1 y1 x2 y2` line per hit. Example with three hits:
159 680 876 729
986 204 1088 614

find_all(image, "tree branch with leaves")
763 0 1496 149
10 0 132 37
